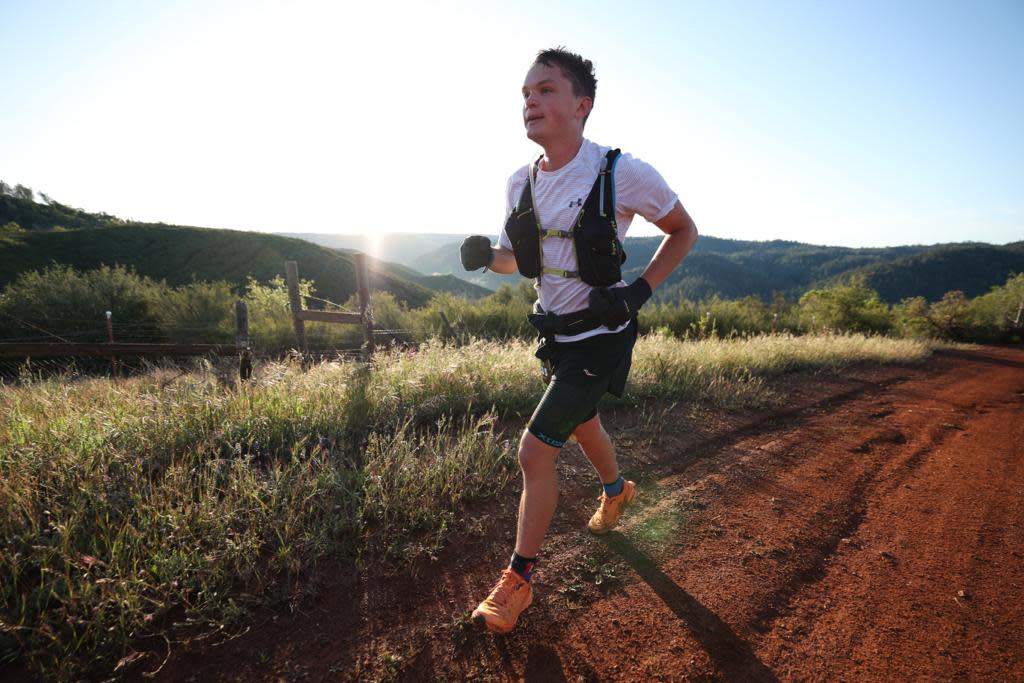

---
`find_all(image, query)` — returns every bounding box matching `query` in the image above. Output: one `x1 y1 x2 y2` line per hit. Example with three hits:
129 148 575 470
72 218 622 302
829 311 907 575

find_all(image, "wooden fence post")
438 310 456 340
235 300 252 381
284 261 308 356
105 310 119 379
354 253 374 355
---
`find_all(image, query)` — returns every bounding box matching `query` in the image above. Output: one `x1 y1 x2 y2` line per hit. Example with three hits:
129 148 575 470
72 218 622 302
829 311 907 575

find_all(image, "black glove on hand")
588 278 653 328
460 235 494 271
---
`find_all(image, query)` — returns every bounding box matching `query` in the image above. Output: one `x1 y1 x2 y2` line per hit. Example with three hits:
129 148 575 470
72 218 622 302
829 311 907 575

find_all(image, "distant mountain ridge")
334 230 1022 304
276 232 464 269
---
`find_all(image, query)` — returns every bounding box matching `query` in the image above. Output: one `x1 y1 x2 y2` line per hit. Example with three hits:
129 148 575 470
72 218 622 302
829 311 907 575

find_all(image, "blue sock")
509 552 536 582
603 476 625 497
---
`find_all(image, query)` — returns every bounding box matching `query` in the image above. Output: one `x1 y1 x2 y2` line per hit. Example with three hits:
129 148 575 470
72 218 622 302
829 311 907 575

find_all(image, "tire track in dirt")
756 351 1024 681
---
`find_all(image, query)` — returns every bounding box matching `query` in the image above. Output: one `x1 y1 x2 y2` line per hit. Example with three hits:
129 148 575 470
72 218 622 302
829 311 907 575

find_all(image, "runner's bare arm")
639 201 698 290
489 245 518 275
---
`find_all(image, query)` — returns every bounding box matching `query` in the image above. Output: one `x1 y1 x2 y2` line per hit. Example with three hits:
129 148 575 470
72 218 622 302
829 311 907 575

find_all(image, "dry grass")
0 332 932 679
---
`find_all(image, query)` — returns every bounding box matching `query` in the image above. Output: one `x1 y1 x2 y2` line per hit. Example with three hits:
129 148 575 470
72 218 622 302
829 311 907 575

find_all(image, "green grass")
0 332 933 679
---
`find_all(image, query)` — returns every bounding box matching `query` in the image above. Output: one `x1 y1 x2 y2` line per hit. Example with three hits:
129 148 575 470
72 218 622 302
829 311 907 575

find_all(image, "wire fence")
0 355 158 383
0 262 431 384
0 331 423 384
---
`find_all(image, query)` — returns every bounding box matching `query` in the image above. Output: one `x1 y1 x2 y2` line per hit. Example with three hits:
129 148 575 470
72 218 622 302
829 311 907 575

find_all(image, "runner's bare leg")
514 431 560 557
573 414 618 484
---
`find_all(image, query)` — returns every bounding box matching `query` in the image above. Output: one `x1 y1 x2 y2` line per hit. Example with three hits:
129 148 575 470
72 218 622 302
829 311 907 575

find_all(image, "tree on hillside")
1007 277 1024 331
0 221 27 245
968 273 1024 343
703 295 772 337
13 184 34 202
797 277 891 334
892 296 932 339
994 274 1024 330
769 292 793 332
928 291 971 340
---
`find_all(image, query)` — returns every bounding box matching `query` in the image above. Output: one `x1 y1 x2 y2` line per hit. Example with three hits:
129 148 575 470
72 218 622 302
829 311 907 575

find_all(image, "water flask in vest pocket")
540 358 554 385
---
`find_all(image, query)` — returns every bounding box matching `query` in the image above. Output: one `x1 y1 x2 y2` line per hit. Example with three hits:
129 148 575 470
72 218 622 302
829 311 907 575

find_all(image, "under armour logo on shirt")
568 198 583 208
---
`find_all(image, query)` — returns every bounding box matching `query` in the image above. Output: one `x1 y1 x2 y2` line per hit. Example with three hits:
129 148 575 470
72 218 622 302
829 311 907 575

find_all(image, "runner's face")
521 63 589 145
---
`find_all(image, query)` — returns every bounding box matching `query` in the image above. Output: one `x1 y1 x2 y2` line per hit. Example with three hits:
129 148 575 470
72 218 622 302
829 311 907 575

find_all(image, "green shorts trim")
526 322 636 448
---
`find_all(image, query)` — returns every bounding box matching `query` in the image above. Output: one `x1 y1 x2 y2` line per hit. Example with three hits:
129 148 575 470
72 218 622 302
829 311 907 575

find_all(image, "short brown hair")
534 47 597 126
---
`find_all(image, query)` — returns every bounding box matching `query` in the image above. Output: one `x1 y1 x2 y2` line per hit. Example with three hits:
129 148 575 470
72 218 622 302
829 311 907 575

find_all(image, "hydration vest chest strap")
503 148 626 287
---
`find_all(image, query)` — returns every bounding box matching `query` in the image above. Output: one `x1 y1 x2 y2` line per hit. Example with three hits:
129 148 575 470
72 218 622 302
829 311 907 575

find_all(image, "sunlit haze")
1 0 1021 248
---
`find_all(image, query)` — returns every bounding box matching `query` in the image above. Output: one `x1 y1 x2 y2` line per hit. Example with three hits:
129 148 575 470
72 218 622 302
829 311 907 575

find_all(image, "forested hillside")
0 224 437 307
0 185 123 231
404 231 1022 304
0 186 490 305
847 243 1024 302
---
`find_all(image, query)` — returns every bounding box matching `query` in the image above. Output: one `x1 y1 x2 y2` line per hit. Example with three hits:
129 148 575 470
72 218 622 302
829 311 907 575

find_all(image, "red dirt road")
146 346 1024 682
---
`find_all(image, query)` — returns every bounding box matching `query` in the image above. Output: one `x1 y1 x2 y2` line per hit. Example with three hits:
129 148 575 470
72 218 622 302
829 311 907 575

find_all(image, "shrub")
892 296 934 339
0 264 165 342
928 290 972 341
797 278 892 335
967 273 1024 344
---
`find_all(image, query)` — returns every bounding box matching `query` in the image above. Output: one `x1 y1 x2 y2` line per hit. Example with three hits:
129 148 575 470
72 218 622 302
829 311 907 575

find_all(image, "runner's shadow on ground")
523 643 568 682
492 640 573 683
600 532 779 682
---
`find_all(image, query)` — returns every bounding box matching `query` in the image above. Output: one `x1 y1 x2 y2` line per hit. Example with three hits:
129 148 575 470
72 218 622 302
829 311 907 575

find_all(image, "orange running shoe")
471 568 533 633
587 479 638 534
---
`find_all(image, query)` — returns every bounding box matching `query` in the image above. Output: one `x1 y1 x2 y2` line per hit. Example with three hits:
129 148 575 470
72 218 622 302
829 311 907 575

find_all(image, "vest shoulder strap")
598 148 621 218
512 155 544 213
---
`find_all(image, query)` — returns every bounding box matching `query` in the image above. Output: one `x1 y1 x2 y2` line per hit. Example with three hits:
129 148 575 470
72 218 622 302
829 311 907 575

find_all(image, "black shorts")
526 321 637 448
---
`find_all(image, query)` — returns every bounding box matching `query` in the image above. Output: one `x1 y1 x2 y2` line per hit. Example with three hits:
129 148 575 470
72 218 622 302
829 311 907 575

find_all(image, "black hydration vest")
503 148 626 287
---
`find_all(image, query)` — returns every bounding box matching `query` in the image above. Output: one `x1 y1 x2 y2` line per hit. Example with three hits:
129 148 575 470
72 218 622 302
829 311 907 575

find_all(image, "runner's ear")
576 95 593 124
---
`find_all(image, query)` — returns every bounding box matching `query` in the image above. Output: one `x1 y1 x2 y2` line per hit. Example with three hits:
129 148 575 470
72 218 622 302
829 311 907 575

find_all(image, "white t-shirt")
498 138 678 342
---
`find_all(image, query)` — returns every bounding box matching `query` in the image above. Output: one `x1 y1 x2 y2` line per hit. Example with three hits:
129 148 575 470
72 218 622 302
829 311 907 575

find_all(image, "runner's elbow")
491 247 518 274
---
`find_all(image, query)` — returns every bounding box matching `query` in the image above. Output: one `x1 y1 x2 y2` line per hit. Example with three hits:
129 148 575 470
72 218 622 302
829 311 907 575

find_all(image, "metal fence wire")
0 336 416 384
0 257 427 383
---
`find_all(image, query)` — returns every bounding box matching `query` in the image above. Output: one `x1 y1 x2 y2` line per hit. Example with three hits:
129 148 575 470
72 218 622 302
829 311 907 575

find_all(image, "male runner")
460 47 698 633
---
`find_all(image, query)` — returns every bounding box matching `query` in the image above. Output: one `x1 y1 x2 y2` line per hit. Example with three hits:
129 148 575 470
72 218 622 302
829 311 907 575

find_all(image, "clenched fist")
587 278 653 328
460 235 494 271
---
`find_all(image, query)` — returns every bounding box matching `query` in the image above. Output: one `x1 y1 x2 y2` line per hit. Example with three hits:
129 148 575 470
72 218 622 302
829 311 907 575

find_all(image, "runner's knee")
518 430 558 477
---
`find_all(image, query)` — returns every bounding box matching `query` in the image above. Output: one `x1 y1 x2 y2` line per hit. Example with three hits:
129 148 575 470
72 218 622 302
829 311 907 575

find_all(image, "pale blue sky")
1 0 1021 248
